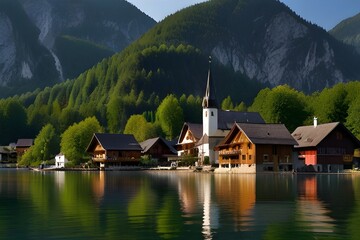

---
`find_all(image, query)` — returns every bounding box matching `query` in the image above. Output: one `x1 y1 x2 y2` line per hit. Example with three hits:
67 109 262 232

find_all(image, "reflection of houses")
178 58 264 164
214 174 256 231
86 133 142 168
292 120 360 172
140 137 178 162
296 175 335 233
16 139 33 157
215 123 297 172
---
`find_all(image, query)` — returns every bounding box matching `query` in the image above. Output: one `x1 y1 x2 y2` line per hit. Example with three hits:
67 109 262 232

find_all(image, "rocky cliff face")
0 0 156 97
144 0 360 93
212 11 347 93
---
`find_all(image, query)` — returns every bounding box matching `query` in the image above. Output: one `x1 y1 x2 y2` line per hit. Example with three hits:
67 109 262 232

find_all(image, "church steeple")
202 56 218 109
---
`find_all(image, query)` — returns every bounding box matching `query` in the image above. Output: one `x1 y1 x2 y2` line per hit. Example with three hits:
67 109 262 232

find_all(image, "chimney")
314 117 318 128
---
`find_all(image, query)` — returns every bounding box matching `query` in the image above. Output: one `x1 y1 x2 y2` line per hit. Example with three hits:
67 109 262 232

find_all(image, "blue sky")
126 0 360 30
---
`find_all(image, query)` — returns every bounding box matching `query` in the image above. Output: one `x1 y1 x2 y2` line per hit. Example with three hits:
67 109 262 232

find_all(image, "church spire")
202 56 218 109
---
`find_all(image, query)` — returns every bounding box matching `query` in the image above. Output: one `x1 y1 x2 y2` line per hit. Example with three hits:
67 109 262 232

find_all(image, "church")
177 57 265 164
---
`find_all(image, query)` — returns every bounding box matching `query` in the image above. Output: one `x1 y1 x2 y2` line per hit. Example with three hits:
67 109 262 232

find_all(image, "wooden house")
86 133 142 168
215 123 297 173
177 123 203 158
292 121 360 172
16 139 33 157
140 137 177 163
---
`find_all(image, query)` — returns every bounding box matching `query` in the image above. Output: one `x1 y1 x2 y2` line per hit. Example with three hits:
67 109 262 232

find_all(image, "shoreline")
2 165 360 174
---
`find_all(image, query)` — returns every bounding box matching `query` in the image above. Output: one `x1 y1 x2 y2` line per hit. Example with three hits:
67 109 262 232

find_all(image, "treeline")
3 81 360 167
222 83 360 137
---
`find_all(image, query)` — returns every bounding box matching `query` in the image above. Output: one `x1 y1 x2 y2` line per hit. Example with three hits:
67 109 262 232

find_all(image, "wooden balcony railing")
219 149 241 156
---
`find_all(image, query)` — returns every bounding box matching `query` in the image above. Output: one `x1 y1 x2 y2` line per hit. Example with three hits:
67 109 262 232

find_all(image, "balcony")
219 149 241 156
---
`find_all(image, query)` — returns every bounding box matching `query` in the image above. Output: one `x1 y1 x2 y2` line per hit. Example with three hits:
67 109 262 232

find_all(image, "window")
263 154 269 162
242 155 246 161
249 155 252 160
211 111 214 116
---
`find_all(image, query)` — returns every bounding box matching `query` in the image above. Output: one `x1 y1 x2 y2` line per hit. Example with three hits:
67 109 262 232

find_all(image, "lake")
0 169 359 239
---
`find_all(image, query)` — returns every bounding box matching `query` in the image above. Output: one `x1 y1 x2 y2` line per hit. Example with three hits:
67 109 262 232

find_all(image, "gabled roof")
237 123 297 145
16 139 34 148
140 137 177 154
86 133 142 152
177 122 203 144
292 122 360 148
218 111 265 130
217 123 297 148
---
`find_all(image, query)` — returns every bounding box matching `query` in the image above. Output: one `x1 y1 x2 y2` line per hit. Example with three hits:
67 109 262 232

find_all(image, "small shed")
55 153 68 168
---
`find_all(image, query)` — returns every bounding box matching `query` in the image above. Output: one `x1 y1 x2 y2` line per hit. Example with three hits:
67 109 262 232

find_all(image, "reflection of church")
177 58 265 164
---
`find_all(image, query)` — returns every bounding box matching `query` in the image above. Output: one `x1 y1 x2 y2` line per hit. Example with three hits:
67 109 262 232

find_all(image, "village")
1 60 360 174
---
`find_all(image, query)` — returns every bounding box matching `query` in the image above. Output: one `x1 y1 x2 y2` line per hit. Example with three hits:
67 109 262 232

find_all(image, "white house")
55 153 68 168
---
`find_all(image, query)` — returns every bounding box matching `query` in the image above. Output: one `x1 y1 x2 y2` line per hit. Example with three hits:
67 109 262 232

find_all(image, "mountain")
0 0 156 97
330 12 360 54
137 0 360 93
11 0 360 135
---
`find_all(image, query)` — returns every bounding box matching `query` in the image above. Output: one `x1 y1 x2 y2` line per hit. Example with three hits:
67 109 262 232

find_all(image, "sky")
126 0 360 31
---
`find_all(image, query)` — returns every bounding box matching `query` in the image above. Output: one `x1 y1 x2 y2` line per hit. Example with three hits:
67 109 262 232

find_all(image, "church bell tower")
202 56 218 138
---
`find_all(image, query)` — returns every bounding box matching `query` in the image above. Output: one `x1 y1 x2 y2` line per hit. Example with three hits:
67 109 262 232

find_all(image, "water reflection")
0 170 359 239
297 175 335 233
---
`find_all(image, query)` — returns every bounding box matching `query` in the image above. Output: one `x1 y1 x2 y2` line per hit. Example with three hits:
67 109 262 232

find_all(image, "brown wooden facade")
215 123 296 172
16 139 34 158
86 133 142 167
140 137 177 162
91 143 141 164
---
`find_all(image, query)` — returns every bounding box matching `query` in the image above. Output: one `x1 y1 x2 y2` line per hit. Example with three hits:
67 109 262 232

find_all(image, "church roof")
218 110 265 129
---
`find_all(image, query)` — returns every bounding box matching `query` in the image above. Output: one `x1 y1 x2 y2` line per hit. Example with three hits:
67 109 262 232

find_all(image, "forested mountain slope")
0 0 156 97
137 0 360 93
5 0 360 142
330 12 360 54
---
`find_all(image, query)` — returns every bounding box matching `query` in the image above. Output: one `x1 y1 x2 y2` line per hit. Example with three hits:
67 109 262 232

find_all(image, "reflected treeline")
0 170 359 239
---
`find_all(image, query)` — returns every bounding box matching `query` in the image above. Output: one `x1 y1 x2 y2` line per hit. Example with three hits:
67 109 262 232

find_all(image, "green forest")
2 77 360 167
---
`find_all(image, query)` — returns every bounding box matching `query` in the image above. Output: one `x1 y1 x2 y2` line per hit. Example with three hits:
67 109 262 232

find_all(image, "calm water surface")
1 169 360 239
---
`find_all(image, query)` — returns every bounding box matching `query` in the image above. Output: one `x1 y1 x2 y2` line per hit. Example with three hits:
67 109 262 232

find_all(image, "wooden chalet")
177 123 203 158
292 121 360 172
215 123 297 173
140 137 177 162
16 139 33 157
86 133 142 168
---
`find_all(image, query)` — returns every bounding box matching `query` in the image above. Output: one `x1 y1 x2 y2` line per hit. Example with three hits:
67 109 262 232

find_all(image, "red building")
292 121 360 172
